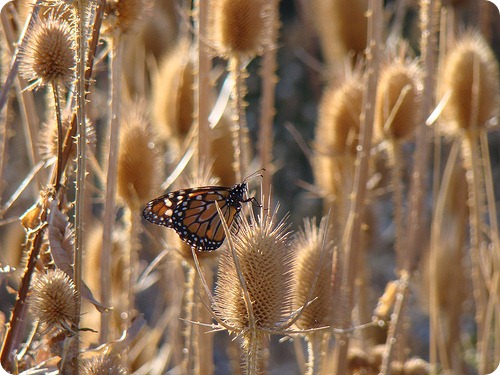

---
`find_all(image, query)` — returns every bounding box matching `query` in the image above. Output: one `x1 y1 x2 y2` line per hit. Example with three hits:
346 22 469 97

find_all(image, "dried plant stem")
332 0 381 372
73 1 89 368
380 272 409 374
182 266 199 375
229 56 249 182
461 133 488 371
100 35 124 343
388 142 405 269
243 330 267 375
304 332 328 375
193 0 211 168
259 4 279 209
52 83 64 190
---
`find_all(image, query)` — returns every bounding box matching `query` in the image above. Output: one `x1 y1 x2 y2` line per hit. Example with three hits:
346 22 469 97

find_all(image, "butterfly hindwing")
143 183 248 251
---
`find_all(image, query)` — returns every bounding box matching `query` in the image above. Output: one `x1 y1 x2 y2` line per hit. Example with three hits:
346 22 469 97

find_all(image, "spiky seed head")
316 74 364 157
30 269 78 332
375 59 422 141
117 107 162 209
213 208 293 332
311 0 367 64
80 354 129 375
19 15 75 89
152 42 194 141
292 217 333 330
347 347 371 373
208 0 277 59
105 0 152 34
440 31 499 135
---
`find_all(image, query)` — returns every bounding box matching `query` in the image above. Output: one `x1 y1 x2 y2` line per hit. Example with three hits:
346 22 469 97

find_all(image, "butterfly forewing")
143 183 248 251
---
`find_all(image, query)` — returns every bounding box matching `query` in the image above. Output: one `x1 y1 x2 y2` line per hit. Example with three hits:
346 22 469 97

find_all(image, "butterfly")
142 182 253 251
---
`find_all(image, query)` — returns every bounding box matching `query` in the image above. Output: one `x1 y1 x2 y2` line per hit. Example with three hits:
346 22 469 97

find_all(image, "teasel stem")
51 83 64 191
181 266 198 375
73 0 90 368
304 332 328 375
387 141 405 269
100 34 124 343
258 1 279 209
229 56 249 182
461 132 488 369
243 329 267 375
193 0 211 170
332 0 381 372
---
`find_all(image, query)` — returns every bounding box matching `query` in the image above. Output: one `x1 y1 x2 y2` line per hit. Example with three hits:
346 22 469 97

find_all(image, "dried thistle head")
403 358 430 375
311 0 367 64
30 269 78 332
213 207 293 333
152 41 194 142
292 217 334 330
315 70 364 158
80 354 129 375
19 14 75 89
105 0 152 34
440 31 499 135
117 106 162 210
208 0 277 59
375 57 422 141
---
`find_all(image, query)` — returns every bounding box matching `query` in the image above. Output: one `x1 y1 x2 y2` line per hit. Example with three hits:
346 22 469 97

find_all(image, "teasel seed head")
30 269 78 332
315 72 364 158
292 217 334 330
440 31 499 135
19 15 75 90
375 58 422 141
117 106 162 210
152 41 194 142
105 0 152 35
311 0 367 64
208 0 277 59
80 354 129 375
213 207 293 333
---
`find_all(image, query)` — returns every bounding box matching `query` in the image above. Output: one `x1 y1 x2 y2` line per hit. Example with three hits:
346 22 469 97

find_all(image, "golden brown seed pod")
208 0 277 59
19 14 75 89
105 0 152 35
117 107 162 210
80 354 129 375
440 31 499 135
151 41 193 142
292 217 333 330
311 0 367 65
347 347 371 373
315 73 364 157
375 58 422 141
213 208 293 332
30 269 78 332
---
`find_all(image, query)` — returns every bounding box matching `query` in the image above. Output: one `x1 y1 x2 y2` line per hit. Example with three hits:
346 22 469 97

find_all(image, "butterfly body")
143 183 249 251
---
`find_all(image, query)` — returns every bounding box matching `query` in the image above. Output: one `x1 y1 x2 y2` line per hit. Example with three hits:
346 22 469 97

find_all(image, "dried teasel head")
440 31 499 135
207 0 277 59
292 216 334 330
403 358 430 375
30 269 78 332
80 354 129 375
105 0 152 35
375 56 422 141
151 41 194 142
213 206 293 333
117 106 162 210
19 14 75 90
